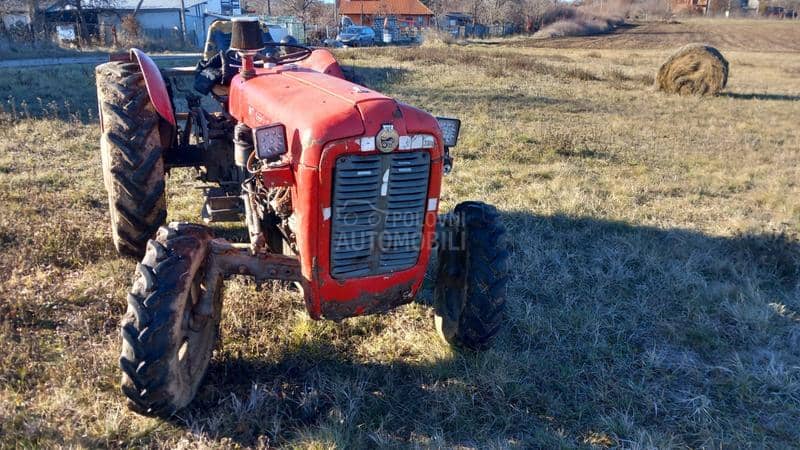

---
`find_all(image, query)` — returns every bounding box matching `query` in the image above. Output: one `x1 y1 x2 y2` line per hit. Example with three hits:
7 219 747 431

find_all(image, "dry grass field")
516 18 800 51
1 18 799 449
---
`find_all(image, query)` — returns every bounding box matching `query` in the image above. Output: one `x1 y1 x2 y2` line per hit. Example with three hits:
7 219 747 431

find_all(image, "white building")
94 0 211 47
46 0 287 49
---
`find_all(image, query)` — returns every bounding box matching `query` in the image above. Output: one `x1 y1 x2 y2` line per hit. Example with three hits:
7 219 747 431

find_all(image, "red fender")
295 48 345 79
130 48 176 126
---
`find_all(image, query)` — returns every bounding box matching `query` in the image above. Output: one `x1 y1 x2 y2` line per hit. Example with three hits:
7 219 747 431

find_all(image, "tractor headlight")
253 123 288 159
436 117 461 147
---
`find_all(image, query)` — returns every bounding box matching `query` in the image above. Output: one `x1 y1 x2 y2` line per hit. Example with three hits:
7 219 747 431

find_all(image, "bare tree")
516 0 552 31
466 0 486 23
276 0 318 35
484 0 514 24
248 0 274 15
27 0 39 27
282 0 317 20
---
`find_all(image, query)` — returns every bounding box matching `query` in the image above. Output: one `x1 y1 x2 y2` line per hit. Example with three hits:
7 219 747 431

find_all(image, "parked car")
336 26 375 47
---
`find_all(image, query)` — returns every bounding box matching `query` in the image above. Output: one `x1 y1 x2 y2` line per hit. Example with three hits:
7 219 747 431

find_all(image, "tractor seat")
203 19 276 60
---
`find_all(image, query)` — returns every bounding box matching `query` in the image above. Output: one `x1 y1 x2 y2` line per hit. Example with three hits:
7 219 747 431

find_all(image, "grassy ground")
1 19 799 448
0 41 88 61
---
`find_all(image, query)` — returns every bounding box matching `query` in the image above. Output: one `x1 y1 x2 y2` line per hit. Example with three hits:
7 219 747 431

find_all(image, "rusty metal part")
270 187 292 218
202 188 242 223
319 281 416 321
199 238 304 319
205 238 303 281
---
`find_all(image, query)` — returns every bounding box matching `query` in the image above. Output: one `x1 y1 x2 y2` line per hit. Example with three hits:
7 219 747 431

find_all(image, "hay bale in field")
656 43 729 96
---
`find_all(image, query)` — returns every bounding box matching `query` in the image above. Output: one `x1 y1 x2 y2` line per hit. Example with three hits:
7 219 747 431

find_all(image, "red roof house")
339 0 434 26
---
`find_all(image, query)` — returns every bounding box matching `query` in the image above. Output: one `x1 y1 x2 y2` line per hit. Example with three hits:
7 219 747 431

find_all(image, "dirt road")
0 52 201 69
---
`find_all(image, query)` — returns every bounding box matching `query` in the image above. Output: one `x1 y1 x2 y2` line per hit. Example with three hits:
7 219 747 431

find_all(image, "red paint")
130 49 176 126
310 137 442 319
228 54 444 320
260 164 293 188
295 49 345 79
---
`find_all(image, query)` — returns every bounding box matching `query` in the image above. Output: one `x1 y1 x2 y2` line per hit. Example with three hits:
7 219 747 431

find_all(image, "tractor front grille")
330 151 431 279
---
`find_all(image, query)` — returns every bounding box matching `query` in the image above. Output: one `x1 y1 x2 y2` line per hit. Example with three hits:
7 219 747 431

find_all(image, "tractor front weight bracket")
199 238 305 312
208 239 303 282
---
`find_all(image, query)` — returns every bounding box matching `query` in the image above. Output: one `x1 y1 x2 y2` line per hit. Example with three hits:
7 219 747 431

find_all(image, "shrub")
421 28 456 47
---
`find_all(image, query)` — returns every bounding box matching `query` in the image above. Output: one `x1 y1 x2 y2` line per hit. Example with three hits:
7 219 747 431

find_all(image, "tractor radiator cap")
230 16 264 52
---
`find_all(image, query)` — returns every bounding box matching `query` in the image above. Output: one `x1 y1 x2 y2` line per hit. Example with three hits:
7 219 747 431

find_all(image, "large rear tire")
96 60 167 258
434 202 509 350
119 223 222 418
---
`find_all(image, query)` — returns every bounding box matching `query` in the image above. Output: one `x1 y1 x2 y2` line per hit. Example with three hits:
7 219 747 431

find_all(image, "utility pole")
179 0 187 46
132 0 144 17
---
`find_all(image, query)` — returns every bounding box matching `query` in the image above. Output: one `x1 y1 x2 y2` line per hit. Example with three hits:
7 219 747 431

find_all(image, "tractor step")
202 188 243 223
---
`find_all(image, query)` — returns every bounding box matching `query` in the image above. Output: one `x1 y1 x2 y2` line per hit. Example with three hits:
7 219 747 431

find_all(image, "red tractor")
95 18 508 417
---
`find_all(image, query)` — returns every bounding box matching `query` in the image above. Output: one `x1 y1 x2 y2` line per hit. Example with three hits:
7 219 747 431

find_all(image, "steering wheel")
224 42 313 68
263 42 314 65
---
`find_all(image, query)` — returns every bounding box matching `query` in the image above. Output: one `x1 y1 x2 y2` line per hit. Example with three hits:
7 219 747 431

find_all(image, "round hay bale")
656 43 729 96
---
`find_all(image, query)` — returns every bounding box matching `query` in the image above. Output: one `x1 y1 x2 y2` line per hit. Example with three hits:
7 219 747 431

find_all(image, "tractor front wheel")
96 59 168 258
434 202 509 350
119 223 222 417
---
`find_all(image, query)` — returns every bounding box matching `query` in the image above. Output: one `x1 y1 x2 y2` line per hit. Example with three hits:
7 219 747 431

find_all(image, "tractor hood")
228 66 437 167
227 60 445 321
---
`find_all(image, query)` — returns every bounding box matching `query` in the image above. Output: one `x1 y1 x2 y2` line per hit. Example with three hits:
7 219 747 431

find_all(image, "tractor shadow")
722 92 800 102
168 212 800 447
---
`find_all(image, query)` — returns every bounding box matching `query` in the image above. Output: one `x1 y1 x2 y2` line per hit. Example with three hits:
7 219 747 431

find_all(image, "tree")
485 0 514 24
525 0 555 30
466 0 486 23
278 0 319 35
248 0 274 15
27 0 40 40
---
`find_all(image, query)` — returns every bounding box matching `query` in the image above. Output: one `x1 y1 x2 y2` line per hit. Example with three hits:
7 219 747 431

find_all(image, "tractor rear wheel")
96 60 167 258
119 223 222 418
434 202 509 350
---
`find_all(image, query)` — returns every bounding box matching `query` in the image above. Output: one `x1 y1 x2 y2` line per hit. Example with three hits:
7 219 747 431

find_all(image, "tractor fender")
130 48 176 126
296 48 345 79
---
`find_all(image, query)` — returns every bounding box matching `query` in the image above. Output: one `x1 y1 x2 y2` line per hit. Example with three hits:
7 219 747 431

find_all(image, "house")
338 0 434 27
1 0 34 29
44 0 237 47
436 12 495 38
89 0 210 47
442 12 473 27
27 0 291 49
672 0 755 14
